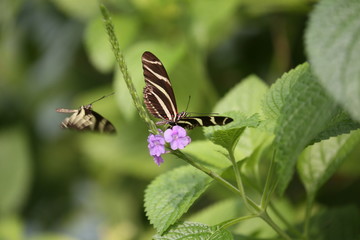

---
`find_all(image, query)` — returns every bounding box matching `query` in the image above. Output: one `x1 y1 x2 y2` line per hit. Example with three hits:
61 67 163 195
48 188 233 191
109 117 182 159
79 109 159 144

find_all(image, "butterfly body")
142 51 233 129
56 104 116 133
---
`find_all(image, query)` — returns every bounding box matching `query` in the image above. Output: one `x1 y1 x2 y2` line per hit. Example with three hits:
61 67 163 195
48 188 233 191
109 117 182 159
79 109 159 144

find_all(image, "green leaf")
214 75 269 117
262 63 308 122
29 235 77 240
309 109 360 145
309 206 360 240
274 64 337 194
262 62 360 145
0 128 31 215
190 0 240 48
0 216 22 240
51 0 98 20
297 130 360 196
203 112 260 153
235 127 273 160
153 222 233 240
84 15 139 73
182 140 232 172
213 75 270 158
306 0 360 121
241 0 308 16
144 166 213 234
189 199 244 226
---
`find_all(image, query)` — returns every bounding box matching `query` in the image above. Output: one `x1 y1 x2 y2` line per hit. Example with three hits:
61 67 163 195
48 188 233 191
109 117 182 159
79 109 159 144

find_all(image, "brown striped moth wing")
56 105 116 134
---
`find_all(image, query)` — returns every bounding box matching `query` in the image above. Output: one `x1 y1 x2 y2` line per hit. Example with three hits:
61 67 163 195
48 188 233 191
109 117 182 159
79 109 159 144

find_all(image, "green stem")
100 4 158 134
304 194 314 239
173 150 293 239
260 211 292 240
228 148 252 212
269 202 303 239
218 214 258 229
172 150 260 211
261 149 277 209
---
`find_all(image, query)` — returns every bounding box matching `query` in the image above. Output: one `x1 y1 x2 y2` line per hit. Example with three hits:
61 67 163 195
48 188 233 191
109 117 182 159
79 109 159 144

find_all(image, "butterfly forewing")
142 51 233 129
57 105 116 134
142 51 178 121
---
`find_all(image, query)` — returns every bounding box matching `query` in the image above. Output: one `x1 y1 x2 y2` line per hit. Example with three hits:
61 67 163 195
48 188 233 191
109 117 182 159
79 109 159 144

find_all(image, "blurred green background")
0 0 339 239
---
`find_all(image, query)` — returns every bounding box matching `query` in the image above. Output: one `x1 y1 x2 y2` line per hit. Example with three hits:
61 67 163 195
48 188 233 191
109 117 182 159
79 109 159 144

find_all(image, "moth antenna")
88 92 115 105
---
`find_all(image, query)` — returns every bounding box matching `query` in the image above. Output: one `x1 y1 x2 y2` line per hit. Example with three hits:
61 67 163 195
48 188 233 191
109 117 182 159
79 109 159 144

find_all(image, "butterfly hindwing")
175 116 233 129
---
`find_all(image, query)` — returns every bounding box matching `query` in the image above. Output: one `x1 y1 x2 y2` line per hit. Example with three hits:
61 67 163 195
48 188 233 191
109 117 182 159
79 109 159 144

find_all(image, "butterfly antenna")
185 95 191 112
187 111 219 116
89 92 115 105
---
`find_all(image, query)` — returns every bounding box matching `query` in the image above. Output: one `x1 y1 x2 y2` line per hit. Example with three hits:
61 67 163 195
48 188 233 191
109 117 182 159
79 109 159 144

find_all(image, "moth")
142 51 233 129
56 94 116 133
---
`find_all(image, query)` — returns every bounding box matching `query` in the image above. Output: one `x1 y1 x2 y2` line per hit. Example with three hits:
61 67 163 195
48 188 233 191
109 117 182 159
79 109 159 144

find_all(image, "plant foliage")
2 0 360 239
103 0 360 237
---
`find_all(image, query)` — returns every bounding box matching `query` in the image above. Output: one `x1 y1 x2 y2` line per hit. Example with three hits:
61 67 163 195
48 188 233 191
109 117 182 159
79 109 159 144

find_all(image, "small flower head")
147 132 166 157
146 127 191 166
164 126 191 150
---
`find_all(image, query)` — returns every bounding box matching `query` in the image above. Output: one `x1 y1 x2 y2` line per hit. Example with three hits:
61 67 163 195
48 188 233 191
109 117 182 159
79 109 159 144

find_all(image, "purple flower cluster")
147 126 191 166
147 132 166 166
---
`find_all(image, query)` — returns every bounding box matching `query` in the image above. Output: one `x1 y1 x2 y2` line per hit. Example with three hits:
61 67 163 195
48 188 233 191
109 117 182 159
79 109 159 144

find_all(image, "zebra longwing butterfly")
142 51 233 129
56 94 116 133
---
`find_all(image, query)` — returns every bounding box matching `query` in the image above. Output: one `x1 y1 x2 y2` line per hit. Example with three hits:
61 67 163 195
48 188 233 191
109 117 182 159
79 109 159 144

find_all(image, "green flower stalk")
100 4 158 134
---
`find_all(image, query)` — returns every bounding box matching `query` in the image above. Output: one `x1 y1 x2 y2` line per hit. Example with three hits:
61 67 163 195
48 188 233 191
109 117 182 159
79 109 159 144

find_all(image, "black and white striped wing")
142 51 178 121
175 116 234 129
142 51 234 129
56 105 116 133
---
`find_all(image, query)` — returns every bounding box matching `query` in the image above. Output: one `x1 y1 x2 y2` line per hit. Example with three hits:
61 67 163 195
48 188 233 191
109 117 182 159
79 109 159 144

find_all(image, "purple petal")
173 126 186 137
150 144 165 156
164 128 174 142
153 155 164 166
147 133 166 156
170 140 179 150
147 134 155 144
181 136 191 146
171 136 191 150
164 126 191 150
